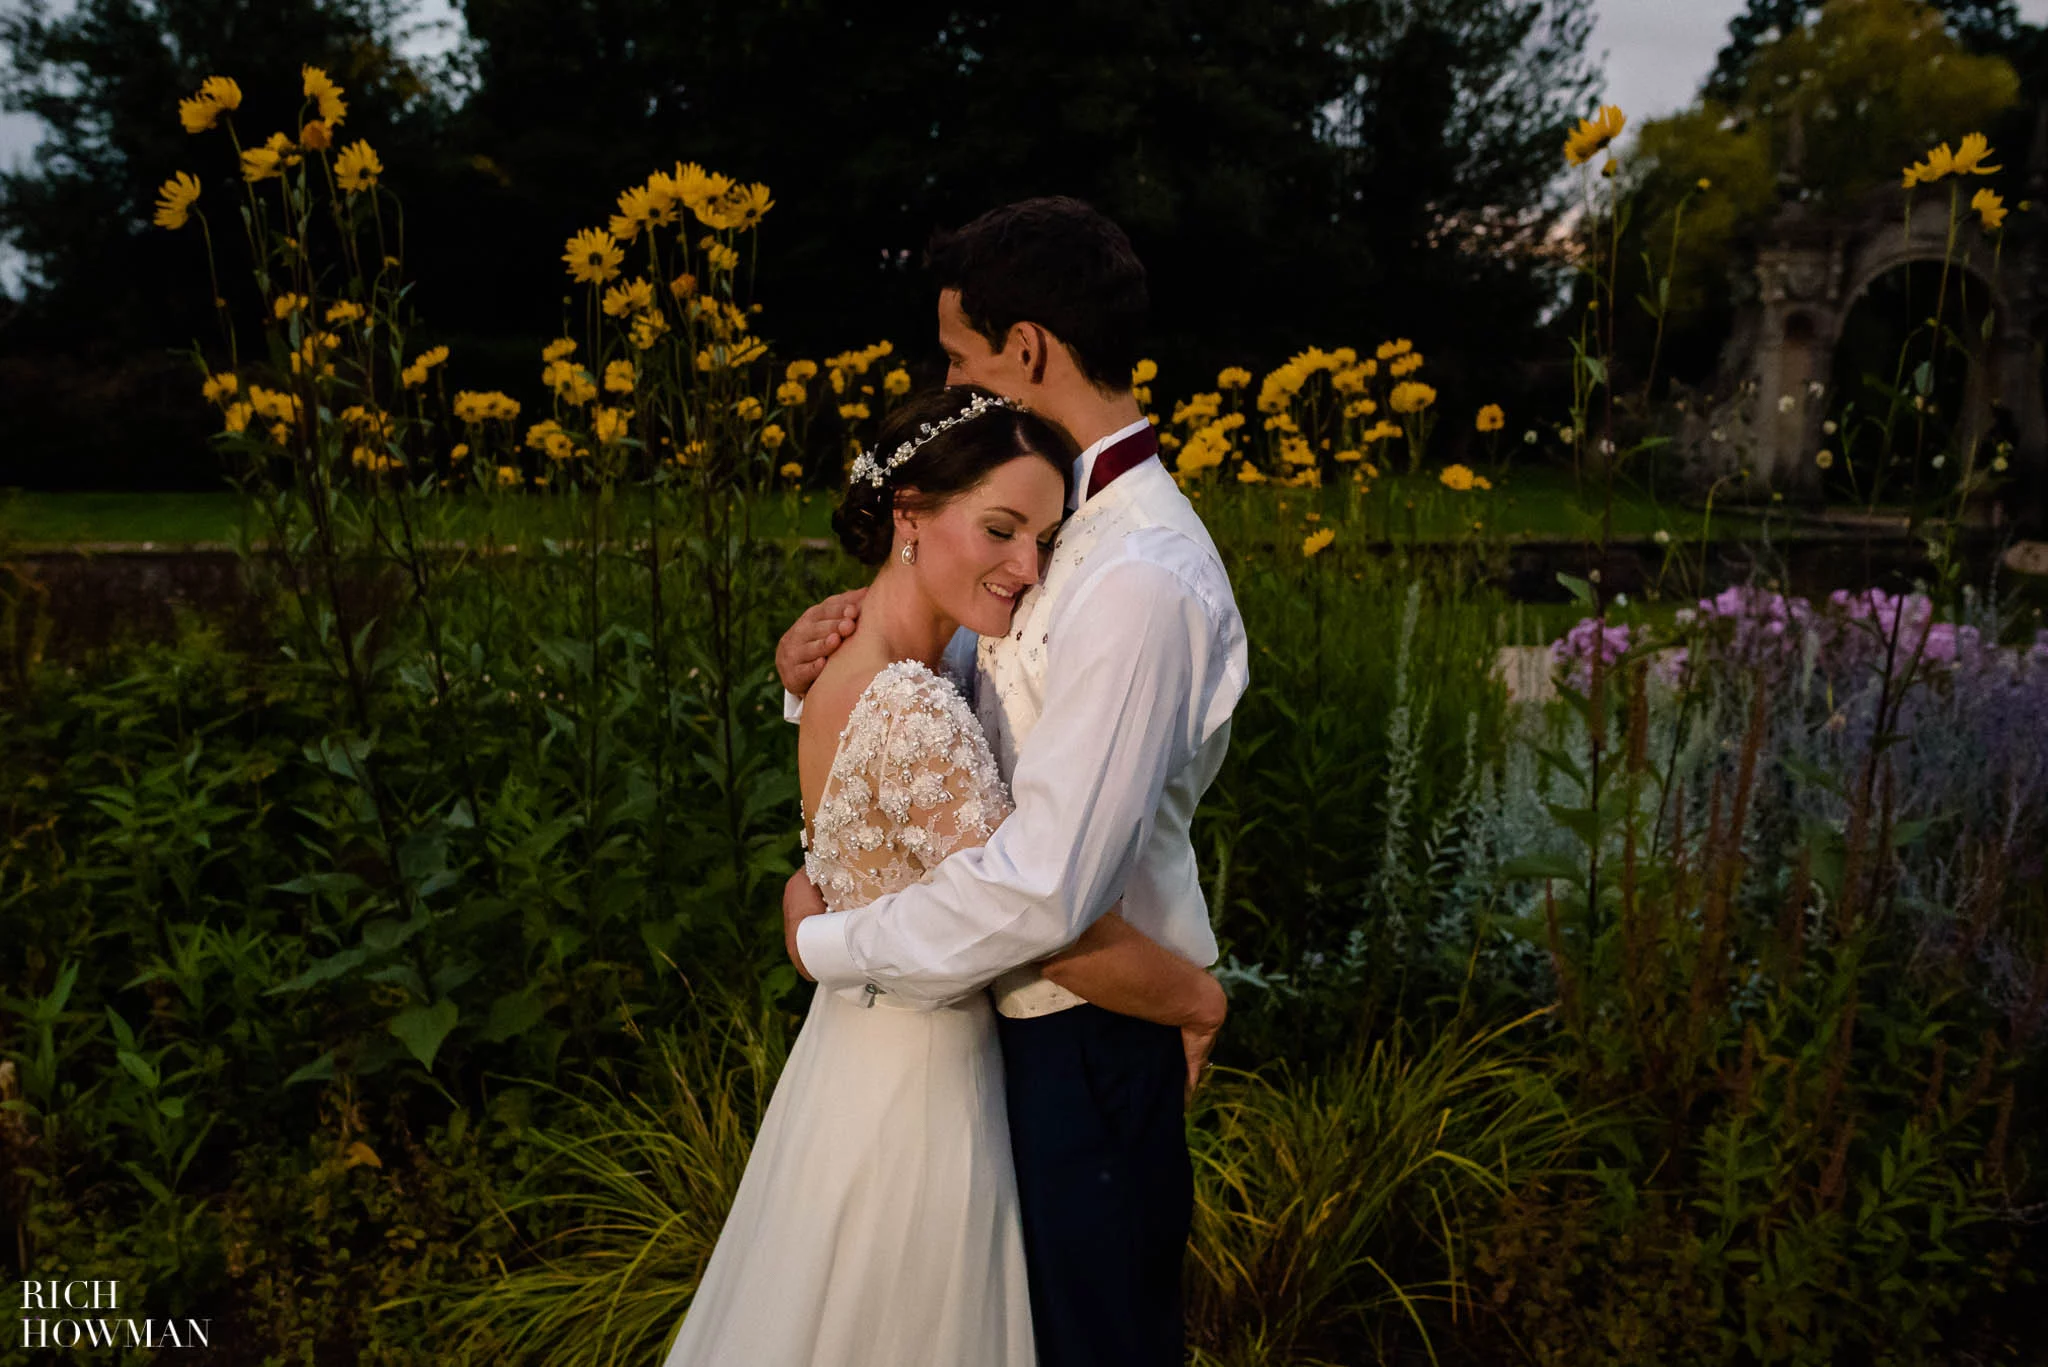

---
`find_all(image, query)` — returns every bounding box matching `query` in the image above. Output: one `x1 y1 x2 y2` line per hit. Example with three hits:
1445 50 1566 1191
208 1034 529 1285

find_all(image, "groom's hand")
776 587 868 699
1181 973 1228 1103
783 870 829 980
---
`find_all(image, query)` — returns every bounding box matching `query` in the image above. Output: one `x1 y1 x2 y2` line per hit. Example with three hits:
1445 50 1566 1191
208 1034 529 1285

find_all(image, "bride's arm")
1039 908 1227 1097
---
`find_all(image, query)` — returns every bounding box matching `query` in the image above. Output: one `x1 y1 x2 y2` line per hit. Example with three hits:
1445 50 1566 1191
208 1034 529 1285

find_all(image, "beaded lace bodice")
801 660 1011 914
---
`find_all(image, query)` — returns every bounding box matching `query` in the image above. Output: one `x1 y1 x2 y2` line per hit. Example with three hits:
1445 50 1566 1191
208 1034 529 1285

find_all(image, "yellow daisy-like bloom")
610 184 660 242
1476 403 1505 433
778 459 802 479
669 273 697 300
1389 381 1437 414
302 66 347 126
335 140 381 194
1564 105 1625 167
593 406 631 444
735 395 765 421
453 391 521 423
1389 352 1425 377
450 443 470 461
1236 464 1267 484
542 337 577 363
400 345 449 388
1973 187 2006 231
703 241 740 273
549 364 598 406
1439 463 1478 491
198 75 242 111
777 380 808 406
563 227 624 285
838 402 871 422
787 359 819 383
494 464 520 487
272 293 308 319
240 141 284 182
1815 449 1834 470
324 299 364 325
1374 339 1409 361
629 311 670 351
603 360 637 394
179 96 223 134
1217 366 1252 390
1951 132 2000 176
247 385 302 424
883 367 911 396
200 372 237 405
1334 448 1361 463
1302 528 1335 558
153 171 202 229
601 277 655 318
1343 398 1378 420
1132 358 1159 386
718 182 775 231
222 402 253 434
764 425 788 451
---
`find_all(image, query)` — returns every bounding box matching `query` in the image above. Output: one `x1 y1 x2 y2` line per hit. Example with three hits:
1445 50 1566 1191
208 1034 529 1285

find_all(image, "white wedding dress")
661 659 1037 1366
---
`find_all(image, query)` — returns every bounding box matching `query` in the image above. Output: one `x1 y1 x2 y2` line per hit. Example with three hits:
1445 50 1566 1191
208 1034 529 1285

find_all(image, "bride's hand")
1180 973 1227 1103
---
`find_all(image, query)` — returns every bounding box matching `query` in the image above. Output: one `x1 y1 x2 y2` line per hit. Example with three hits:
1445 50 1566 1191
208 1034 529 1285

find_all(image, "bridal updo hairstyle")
833 385 1076 565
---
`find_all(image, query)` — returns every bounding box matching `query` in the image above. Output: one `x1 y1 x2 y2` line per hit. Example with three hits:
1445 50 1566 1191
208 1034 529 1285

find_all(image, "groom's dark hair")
927 197 1147 394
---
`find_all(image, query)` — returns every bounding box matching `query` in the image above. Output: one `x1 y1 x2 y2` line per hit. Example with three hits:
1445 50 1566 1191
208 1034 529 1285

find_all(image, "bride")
661 385 1227 1365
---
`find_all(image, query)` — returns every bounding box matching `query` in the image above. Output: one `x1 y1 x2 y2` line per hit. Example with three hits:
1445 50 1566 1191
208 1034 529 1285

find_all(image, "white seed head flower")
1777 394 1796 414
1822 420 1837 435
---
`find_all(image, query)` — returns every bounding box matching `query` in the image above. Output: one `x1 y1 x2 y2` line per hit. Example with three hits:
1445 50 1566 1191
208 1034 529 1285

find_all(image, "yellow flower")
593 406 631 444
1389 352 1425 377
715 181 774 230
1973 187 2006 231
603 360 637 394
787 359 819 383
1564 104 1625 167
450 443 469 461
179 96 222 134
1697 177 1711 191
495 464 520 487
1951 132 2000 176
1236 464 1267 484
272 293 308 319
735 395 765 421
198 75 242 111
1131 358 1159 386
777 380 808 406
610 183 661 242
1343 397 1378 420
1374 339 1412 361
240 140 285 182
153 171 202 229
601 277 655 318
1439 463 1478 491
1302 528 1335 558
542 337 577 363
525 419 576 460
1476 403 1505 433
200 371 238 405
302 66 347 126
400 344 449 388
778 459 802 479
563 227 624 285
1815 449 1834 470
763 425 788 451
548 364 598 406
298 119 332 150
1217 366 1252 390
703 241 740 273
222 401 253 434
629 311 670 351
325 299 365 326
247 385 302 424
1389 381 1437 414
335 140 381 194
883 367 911 396
838 402 871 422
453 390 521 423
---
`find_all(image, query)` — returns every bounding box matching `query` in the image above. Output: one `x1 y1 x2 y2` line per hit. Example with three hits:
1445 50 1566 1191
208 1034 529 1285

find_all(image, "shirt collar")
1069 416 1155 512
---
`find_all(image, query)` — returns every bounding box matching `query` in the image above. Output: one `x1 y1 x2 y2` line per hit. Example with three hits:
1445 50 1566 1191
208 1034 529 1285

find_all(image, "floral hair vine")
849 392 1023 488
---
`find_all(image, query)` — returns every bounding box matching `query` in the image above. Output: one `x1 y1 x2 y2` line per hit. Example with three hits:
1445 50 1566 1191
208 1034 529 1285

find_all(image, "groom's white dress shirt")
792 417 1249 1013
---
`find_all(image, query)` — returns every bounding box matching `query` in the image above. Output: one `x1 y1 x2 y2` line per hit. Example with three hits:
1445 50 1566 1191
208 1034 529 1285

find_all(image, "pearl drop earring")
901 541 917 565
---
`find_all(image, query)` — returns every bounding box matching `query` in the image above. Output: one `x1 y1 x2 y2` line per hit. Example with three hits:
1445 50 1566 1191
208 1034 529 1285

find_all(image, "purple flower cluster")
1550 617 1634 691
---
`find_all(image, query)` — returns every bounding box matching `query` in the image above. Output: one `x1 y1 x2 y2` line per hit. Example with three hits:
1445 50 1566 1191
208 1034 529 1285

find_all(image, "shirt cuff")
782 689 804 724
795 911 863 988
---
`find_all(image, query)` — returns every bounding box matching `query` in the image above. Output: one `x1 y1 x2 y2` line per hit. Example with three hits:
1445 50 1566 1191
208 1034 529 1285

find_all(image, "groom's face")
938 289 1028 401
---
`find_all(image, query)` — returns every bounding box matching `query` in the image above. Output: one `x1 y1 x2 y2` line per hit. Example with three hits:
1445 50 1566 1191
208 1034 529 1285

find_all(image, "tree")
1704 0 2029 104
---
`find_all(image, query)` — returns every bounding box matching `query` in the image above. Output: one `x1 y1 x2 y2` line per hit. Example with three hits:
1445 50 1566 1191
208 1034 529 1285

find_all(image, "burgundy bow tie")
1084 424 1161 501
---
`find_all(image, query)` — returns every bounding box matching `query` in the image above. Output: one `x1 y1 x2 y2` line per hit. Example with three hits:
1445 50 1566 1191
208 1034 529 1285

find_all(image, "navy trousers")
995 1002 1191 1367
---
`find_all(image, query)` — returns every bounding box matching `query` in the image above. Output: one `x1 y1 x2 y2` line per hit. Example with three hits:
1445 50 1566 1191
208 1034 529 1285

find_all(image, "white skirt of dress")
661 981 1036 1366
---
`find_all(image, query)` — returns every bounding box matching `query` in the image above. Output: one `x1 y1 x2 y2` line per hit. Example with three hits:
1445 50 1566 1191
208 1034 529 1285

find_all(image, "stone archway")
1702 189 2046 495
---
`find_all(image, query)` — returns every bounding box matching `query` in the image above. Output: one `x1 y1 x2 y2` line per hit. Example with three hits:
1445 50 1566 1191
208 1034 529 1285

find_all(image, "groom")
776 196 1247 1366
